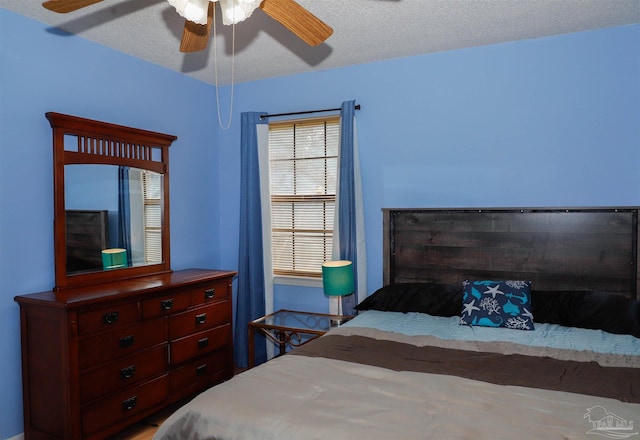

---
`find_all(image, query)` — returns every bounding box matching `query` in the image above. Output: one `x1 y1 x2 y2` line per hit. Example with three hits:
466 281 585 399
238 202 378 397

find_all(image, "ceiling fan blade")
42 0 103 13
180 1 214 53
260 0 333 46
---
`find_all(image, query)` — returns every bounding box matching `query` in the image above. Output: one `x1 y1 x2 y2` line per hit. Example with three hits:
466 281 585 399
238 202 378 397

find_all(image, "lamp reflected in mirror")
101 248 128 270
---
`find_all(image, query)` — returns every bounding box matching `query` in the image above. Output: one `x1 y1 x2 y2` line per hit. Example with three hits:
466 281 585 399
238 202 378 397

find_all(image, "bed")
154 207 640 440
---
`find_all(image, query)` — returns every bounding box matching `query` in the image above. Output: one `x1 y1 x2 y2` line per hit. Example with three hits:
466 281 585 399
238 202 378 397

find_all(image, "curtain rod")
260 104 360 120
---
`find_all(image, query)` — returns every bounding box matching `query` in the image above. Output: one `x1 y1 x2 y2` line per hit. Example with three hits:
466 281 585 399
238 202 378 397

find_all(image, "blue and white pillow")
460 280 534 330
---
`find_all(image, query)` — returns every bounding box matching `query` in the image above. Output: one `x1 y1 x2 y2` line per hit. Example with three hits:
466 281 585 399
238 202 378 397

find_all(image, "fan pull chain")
213 5 235 130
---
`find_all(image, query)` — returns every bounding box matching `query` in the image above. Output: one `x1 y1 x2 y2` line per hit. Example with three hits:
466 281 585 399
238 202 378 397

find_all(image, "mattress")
153 311 640 440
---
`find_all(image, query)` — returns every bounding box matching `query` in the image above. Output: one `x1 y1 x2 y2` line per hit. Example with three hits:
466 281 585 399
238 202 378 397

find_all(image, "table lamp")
322 260 355 318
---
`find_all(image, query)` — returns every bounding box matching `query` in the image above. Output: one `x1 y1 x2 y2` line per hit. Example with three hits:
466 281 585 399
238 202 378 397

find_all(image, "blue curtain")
117 166 132 266
235 112 268 368
336 100 363 315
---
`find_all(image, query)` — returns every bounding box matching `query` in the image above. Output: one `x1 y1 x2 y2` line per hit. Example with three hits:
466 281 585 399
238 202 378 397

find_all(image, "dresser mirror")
48 112 177 290
65 164 164 274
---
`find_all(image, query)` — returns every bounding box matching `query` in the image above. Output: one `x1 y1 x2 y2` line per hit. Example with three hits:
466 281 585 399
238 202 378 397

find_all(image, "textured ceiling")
4 0 640 85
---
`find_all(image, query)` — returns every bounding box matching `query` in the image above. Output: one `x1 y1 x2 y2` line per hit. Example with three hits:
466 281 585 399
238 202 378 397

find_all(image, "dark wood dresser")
15 268 236 440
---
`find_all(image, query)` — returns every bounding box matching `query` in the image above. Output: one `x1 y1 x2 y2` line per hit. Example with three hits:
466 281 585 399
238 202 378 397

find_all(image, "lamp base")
330 316 350 327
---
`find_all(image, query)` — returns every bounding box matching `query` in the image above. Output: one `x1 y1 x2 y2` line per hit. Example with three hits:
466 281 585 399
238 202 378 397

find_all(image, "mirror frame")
47 112 177 291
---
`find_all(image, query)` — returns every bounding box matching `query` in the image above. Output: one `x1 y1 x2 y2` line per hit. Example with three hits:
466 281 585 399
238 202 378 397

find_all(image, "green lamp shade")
322 260 355 297
102 248 128 270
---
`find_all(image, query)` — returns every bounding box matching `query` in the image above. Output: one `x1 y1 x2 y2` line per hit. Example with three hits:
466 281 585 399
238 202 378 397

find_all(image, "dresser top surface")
14 268 237 307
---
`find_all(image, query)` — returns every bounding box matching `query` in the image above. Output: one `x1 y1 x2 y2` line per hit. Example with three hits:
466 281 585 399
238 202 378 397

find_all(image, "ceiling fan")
41 0 334 52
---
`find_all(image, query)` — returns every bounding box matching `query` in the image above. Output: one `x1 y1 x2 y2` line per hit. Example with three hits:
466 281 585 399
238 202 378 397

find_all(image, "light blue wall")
1 6 639 438
222 24 640 315
0 9 221 438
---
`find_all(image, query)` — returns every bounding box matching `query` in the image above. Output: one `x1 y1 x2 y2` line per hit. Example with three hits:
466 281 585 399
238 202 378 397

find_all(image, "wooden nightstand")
247 309 353 368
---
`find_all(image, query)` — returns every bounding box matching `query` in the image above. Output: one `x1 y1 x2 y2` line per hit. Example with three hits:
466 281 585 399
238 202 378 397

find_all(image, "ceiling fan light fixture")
167 0 210 24
167 0 261 26
218 0 262 25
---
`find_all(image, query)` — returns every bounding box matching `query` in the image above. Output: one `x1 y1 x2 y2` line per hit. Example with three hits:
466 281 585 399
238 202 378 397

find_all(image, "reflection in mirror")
65 164 163 275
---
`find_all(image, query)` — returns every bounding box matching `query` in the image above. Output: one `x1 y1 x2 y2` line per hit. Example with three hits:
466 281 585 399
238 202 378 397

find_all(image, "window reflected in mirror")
65 164 164 275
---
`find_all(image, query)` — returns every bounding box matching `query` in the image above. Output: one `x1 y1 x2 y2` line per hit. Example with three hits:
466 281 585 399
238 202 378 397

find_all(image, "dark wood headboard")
383 207 639 299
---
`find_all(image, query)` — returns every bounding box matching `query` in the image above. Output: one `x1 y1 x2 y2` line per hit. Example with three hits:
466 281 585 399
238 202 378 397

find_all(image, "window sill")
273 276 323 288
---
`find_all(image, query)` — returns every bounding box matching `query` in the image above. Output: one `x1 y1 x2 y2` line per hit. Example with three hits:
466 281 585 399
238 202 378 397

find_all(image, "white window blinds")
269 116 340 278
142 171 162 264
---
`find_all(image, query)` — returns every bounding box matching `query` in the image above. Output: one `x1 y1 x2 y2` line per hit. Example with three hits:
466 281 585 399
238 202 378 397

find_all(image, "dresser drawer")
170 323 231 365
169 300 231 340
81 374 169 438
170 347 233 400
77 301 139 336
79 345 168 404
189 279 230 306
142 291 191 319
78 318 167 370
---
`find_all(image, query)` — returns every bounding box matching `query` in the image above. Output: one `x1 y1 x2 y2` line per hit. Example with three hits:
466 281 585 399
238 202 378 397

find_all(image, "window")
268 116 340 278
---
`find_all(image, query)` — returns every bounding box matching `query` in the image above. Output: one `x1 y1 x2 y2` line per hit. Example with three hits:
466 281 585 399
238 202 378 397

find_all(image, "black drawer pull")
195 313 207 325
196 364 208 376
122 396 137 411
103 312 119 325
120 365 136 379
161 299 174 311
198 337 209 349
204 288 215 299
119 335 135 348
